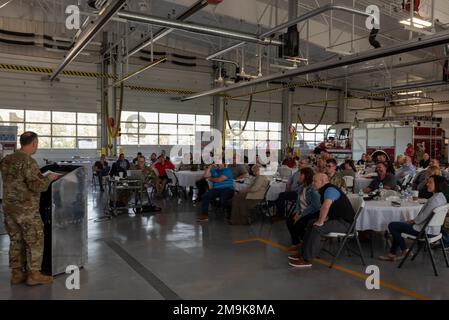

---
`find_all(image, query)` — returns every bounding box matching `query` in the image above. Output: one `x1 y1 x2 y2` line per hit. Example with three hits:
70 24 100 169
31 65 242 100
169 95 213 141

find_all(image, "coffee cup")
119 172 124 179
412 190 419 201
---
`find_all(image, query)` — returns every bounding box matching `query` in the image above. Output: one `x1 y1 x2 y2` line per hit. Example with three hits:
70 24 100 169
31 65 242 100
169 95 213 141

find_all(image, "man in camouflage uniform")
1 132 59 286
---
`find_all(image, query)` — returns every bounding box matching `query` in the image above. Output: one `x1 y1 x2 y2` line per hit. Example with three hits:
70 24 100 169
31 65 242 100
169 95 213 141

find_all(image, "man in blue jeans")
197 163 235 223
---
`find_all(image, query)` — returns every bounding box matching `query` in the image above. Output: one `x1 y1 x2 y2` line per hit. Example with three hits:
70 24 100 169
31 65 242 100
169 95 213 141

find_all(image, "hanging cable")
296 88 329 131
225 94 253 137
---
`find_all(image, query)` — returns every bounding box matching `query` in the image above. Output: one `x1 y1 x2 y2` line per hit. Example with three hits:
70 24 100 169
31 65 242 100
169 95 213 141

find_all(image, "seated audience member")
116 153 130 171
130 155 157 183
394 155 405 170
417 165 441 199
229 165 269 225
94 154 110 192
298 158 310 169
148 152 158 165
282 150 297 169
357 153 367 166
132 152 143 165
274 168 301 217
379 175 447 261
341 159 357 178
363 162 397 193
313 157 326 174
419 153 430 169
376 153 395 175
197 163 235 222
326 158 346 189
152 156 175 198
286 167 321 251
288 173 356 268
395 156 416 183
364 154 375 168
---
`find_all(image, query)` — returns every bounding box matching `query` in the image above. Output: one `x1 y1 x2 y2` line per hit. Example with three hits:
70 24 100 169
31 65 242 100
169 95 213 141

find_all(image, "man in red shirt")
152 156 175 197
405 143 415 159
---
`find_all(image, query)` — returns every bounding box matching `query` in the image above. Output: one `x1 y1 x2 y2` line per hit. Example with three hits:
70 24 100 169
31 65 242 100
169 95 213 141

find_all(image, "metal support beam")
181 29 449 101
118 11 283 46
50 0 126 81
281 87 294 156
206 4 371 60
126 0 209 58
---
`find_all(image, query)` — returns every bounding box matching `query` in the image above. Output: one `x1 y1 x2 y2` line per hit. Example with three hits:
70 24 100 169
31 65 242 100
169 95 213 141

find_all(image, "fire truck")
319 116 446 162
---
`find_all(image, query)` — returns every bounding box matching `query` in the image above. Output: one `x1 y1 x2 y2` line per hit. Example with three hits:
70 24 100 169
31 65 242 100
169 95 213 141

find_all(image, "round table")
176 170 204 187
354 177 373 193
355 198 423 231
266 181 287 201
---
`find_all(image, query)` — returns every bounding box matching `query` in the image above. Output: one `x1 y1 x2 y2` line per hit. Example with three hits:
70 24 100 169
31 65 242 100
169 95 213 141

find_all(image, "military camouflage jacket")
0 150 51 213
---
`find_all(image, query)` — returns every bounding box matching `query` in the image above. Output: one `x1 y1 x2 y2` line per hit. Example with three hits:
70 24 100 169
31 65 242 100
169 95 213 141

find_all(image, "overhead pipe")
117 11 283 46
126 0 209 59
210 58 239 67
50 0 126 81
113 56 167 86
181 29 449 101
206 4 371 59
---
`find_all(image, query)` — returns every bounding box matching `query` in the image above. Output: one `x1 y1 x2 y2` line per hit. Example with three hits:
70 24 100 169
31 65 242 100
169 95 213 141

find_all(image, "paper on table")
42 170 63 177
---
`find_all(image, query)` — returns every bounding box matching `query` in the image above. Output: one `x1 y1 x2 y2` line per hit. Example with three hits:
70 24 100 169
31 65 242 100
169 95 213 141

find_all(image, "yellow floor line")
234 237 431 300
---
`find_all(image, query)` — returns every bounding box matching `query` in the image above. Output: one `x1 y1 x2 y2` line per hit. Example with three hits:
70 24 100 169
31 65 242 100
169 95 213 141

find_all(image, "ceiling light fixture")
397 90 423 95
399 17 432 29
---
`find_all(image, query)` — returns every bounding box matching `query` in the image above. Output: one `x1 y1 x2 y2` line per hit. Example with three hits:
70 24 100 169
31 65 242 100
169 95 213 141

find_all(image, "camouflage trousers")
3 210 44 271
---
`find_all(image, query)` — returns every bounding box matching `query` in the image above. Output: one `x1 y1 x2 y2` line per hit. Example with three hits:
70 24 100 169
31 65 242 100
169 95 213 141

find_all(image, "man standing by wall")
1 132 59 286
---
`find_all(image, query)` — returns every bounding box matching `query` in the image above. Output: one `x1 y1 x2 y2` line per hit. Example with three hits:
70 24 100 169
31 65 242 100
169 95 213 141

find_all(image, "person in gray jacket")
379 175 448 261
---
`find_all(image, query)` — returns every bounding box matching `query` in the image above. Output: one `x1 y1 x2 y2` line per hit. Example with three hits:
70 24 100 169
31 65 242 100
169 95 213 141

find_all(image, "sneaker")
288 258 312 268
288 254 301 261
197 214 209 222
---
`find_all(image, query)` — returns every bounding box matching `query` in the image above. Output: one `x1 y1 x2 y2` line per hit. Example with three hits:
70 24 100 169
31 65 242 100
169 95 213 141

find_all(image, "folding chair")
165 169 186 199
321 196 366 268
251 184 274 225
343 176 354 193
398 203 449 276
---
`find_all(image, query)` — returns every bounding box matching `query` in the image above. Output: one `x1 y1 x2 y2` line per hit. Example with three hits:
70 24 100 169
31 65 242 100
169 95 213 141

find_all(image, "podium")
39 165 88 276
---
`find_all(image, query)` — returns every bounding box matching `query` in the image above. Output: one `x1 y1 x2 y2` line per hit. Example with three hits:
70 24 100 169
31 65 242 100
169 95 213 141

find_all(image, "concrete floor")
1 189 449 300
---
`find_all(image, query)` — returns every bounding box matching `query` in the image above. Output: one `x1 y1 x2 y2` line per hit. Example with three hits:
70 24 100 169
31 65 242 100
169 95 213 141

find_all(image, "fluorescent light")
398 90 423 95
400 17 432 29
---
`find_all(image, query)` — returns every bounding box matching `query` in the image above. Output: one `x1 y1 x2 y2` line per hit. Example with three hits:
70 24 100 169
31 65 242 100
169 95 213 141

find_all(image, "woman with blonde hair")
229 164 270 225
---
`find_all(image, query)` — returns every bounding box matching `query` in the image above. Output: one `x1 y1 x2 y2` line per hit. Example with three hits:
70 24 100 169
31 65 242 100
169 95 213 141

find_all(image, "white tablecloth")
176 170 204 187
266 181 287 201
355 198 423 231
354 177 372 193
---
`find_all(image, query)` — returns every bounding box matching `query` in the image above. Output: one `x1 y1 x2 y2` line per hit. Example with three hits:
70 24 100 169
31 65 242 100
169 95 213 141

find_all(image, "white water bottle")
379 182 384 200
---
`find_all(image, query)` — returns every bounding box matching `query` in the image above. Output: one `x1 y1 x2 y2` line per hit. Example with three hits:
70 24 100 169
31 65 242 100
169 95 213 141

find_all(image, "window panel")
121 122 139 134
178 114 195 124
120 134 139 145
159 135 177 145
77 125 97 137
139 112 158 123
159 113 177 123
0 109 24 122
196 115 210 125
269 122 281 131
178 125 194 135
26 123 51 136
269 131 281 140
242 131 254 140
255 122 268 130
255 131 268 140
52 137 76 149
78 113 97 125
159 124 177 135
178 135 194 145
52 124 76 136
139 123 158 134
78 138 97 149
139 135 158 145
121 111 138 122
38 137 51 149
195 125 210 133
53 111 76 124
26 111 50 123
